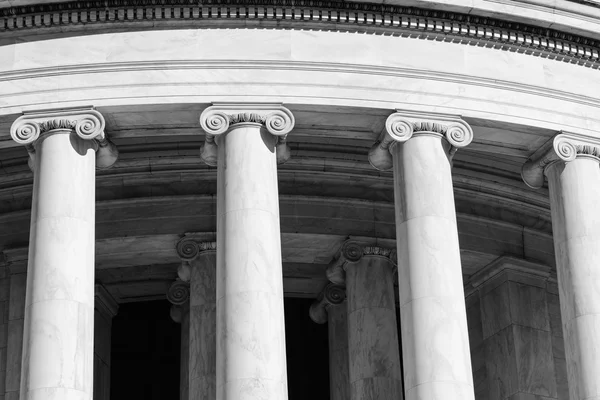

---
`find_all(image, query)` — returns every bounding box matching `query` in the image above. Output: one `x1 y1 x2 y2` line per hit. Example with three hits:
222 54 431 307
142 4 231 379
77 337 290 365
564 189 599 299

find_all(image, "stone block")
508 282 549 331
481 282 511 339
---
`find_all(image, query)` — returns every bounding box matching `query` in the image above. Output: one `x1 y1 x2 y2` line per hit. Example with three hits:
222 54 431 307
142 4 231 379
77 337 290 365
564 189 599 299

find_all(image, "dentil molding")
199 103 295 166
326 240 396 285
521 131 600 189
309 283 346 324
1 0 600 70
369 111 473 171
10 107 119 169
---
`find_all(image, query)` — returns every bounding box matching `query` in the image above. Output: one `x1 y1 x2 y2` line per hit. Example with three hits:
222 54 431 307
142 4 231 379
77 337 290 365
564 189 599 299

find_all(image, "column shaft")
216 123 288 399
346 255 403 400
21 131 96 400
189 251 217 400
180 307 190 400
393 135 474 400
546 158 600 400
327 302 350 400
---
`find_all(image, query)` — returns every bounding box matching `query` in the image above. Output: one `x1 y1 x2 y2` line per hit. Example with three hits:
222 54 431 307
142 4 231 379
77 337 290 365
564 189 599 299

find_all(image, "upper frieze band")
199 103 295 166
10 108 119 169
521 132 600 189
2 0 600 70
326 240 396 285
369 111 473 171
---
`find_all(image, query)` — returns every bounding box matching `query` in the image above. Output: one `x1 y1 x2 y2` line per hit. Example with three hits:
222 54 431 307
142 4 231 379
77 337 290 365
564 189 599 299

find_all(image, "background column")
522 132 600 400
168 280 191 400
176 238 217 400
328 242 403 400
93 285 118 400
200 104 294 400
369 112 475 400
10 109 117 400
309 283 350 400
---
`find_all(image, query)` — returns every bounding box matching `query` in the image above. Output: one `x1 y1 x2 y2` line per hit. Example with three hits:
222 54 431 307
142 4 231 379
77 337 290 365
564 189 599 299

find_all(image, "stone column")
176 238 217 400
5 272 26 400
369 111 475 400
199 103 294 400
93 285 119 400
522 132 600 400
309 283 350 400
326 241 403 400
168 279 191 400
10 108 118 400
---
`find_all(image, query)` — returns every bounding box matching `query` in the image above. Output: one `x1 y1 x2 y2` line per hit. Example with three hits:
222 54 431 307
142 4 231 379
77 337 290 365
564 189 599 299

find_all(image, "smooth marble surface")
5 273 25 400
216 123 288 400
327 302 350 400
189 251 216 400
345 255 403 400
20 131 96 400
546 158 600 400
393 134 474 400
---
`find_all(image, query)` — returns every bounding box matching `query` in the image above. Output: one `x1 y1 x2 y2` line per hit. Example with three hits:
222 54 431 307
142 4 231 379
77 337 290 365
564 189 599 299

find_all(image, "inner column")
199 104 295 400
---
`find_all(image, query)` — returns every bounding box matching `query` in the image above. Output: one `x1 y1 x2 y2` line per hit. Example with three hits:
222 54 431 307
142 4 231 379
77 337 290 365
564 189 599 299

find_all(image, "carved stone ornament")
10 107 119 169
309 283 347 324
175 237 217 281
368 111 473 171
167 279 190 306
199 103 295 166
521 132 600 189
326 240 397 285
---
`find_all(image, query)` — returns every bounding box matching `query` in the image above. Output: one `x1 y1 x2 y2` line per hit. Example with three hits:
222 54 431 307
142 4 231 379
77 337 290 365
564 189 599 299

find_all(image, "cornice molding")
521 131 600 188
199 103 295 166
369 111 473 170
95 284 119 319
10 107 118 169
2 0 600 70
309 283 346 324
326 240 396 285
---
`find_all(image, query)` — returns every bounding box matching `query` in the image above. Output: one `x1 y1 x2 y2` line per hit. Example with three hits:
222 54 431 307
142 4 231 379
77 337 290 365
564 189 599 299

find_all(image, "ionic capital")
369 111 473 171
167 279 190 306
175 237 216 282
522 132 600 189
10 107 118 169
309 283 346 324
326 240 396 285
199 103 295 166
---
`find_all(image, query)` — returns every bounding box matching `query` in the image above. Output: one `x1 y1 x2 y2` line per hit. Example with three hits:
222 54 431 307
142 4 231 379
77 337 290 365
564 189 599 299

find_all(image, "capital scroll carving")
369 111 473 171
199 103 295 166
309 283 346 324
326 240 396 285
521 132 600 189
10 108 118 169
175 237 216 282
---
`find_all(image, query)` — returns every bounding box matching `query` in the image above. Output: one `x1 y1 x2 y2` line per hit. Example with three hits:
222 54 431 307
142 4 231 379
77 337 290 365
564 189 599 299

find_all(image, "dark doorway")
111 300 180 400
110 297 330 399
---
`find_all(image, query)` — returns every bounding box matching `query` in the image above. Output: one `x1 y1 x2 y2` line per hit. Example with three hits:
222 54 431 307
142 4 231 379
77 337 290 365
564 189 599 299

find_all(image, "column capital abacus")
326 240 396 285
522 131 600 189
175 236 217 282
10 107 119 169
309 283 346 324
199 103 295 166
369 110 473 171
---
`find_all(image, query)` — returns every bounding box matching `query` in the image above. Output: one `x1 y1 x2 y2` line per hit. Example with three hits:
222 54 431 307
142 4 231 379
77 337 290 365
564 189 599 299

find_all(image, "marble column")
522 132 600 400
10 108 118 400
93 285 119 400
199 103 294 400
327 241 403 400
5 272 26 400
176 237 217 400
168 279 191 400
369 111 475 400
309 283 350 400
